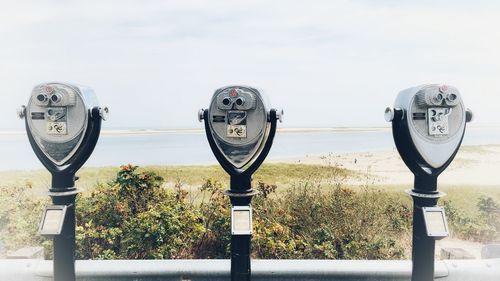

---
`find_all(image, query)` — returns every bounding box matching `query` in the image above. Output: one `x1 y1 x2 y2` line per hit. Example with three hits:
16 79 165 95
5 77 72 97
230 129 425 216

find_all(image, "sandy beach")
272 144 500 187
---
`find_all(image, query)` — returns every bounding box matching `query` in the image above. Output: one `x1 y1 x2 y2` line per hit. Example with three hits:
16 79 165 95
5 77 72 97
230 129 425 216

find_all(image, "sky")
0 0 499 130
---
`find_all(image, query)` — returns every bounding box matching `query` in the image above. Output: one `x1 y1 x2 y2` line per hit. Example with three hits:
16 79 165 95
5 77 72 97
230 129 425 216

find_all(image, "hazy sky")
1 0 499 129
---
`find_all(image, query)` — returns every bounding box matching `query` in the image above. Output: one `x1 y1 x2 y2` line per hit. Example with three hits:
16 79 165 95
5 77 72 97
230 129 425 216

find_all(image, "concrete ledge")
6 247 44 260
0 259 498 281
482 244 500 259
441 248 475 260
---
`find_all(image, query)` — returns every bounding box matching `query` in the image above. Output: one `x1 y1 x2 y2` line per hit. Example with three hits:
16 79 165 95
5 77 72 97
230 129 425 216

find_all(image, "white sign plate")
231 206 252 235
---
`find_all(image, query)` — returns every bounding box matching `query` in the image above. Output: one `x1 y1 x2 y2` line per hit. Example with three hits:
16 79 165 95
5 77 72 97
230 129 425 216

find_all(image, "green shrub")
0 183 48 254
1 165 498 260
184 178 410 260
444 196 500 242
192 178 231 258
478 196 500 235
76 164 205 259
252 182 409 260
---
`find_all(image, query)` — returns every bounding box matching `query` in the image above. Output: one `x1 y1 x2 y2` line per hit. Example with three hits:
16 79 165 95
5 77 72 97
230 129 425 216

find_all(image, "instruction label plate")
428 108 451 136
227 125 247 138
231 206 252 235
47 122 67 135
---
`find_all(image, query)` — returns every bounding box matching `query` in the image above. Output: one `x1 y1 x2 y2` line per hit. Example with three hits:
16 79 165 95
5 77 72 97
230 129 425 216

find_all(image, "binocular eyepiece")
36 93 49 105
221 97 246 106
418 86 460 107
217 89 256 111
34 89 77 107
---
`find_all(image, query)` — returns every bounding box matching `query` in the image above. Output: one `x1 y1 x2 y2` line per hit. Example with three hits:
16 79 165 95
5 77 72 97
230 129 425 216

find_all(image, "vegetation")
0 184 48 253
443 196 500 243
76 165 204 259
0 163 354 192
0 164 498 260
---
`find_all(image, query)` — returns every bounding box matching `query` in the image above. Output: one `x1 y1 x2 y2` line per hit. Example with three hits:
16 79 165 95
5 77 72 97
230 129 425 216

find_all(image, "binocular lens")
37 94 48 102
51 94 61 103
235 98 244 106
222 98 231 106
444 93 460 106
425 92 444 106
436 93 443 102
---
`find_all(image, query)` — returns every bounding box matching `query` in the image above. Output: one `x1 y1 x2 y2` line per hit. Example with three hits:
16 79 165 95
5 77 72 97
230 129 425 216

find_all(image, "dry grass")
0 164 497 217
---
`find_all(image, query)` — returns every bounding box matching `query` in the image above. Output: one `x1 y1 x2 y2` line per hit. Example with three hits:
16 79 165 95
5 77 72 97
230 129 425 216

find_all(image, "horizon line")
1 123 500 136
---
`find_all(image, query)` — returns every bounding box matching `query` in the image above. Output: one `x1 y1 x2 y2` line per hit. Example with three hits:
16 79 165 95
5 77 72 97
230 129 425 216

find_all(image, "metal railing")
0 259 498 281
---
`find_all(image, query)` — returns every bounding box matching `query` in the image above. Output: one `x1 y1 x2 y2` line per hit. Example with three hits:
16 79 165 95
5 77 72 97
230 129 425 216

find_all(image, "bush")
76 165 205 259
0 183 49 255
252 182 410 259
192 178 231 258
478 196 500 236
2 165 498 260
444 196 500 242
163 177 410 260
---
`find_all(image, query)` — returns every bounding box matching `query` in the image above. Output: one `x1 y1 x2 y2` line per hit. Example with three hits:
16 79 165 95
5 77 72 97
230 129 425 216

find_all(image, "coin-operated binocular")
385 84 472 281
199 86 282 281
18 82 108 281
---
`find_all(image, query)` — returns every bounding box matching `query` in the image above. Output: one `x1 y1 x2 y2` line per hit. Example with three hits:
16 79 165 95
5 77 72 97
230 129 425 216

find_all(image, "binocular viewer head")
19 82 107 168
206 86 270 169
386 84 473 172
200 86 282 170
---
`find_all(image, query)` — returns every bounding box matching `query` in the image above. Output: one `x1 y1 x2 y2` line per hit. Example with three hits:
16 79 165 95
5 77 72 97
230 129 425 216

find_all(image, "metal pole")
411 175 439 281
229 175 253 281
50 175 77 281
231 235 251 281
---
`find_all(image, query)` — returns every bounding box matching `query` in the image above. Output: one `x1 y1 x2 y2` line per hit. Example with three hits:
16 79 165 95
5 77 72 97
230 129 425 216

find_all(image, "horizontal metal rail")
0 259 498 281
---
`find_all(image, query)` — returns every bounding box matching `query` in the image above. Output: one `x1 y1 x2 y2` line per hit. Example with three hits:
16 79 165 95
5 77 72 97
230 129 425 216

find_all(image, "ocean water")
0 127 499 171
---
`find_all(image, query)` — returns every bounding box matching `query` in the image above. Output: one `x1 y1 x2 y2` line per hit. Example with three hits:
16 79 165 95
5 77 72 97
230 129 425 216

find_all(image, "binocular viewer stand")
201 108 279 281
33 108 101 281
